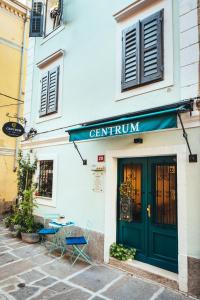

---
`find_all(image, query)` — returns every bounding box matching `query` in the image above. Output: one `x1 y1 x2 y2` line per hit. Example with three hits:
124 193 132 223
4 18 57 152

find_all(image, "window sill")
36 196 52 200
36 196 56 208
41 25 65 45
36 113 62 124
115 81 173 102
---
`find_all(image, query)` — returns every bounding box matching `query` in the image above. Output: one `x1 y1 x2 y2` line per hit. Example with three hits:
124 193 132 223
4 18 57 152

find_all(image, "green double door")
117 156 178 273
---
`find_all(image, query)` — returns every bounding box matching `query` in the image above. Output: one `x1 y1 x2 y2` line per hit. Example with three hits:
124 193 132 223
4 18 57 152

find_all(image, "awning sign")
68 113 177 142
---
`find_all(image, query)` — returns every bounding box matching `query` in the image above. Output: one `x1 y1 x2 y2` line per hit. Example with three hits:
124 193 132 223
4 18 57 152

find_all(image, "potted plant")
19 189 43 243
7 151 43 243
110 243 136 261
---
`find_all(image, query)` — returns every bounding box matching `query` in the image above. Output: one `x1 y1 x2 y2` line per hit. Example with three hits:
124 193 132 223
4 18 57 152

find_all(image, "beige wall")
0 0 28 203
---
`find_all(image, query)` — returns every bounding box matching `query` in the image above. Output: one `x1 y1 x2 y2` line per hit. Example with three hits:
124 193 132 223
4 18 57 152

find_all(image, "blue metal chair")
65 232 92 266
38 227 60 250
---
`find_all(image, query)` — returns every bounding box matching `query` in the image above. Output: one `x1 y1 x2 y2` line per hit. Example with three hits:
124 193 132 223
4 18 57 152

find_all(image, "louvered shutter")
29 1 43 37
40 73 48 117
140 10 164 84
47 67 59 114
121 22 140 91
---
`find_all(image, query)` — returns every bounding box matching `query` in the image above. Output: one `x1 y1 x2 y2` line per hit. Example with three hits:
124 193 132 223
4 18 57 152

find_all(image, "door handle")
147 204 151 218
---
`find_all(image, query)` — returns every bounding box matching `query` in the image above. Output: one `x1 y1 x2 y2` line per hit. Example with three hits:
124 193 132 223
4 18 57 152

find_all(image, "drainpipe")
13 13 28 171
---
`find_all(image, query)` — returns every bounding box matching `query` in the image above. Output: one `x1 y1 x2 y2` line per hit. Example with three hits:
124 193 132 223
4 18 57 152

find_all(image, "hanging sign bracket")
178 112 197 163
72 141 87 165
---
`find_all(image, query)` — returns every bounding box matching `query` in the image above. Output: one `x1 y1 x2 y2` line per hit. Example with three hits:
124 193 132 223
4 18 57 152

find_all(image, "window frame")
44 0 63 38
38 160 54 198
39 66 60 118
36 52 64 124
121 9 164 92
35 154 58 208
114 0 173 102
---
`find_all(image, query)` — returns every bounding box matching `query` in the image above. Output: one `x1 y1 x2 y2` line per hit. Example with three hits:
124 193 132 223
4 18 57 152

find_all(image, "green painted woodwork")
117 156 178 273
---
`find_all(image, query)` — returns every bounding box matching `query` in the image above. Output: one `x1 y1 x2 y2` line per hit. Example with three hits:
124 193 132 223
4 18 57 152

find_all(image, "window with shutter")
29 1 44 37
40 73 48 117
121 9 164 91
140 10 164 84
47 67 59 114
121 23 140 91
39 67 59 117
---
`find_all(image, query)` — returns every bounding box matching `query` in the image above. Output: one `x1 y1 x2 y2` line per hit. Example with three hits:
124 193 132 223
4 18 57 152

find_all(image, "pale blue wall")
29 0 180 133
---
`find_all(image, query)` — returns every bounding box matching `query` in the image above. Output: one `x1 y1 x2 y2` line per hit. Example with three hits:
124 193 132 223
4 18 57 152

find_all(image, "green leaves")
110 243 136 261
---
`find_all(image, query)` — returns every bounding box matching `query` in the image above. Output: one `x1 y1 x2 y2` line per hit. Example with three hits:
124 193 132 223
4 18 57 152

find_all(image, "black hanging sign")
2 122 24 137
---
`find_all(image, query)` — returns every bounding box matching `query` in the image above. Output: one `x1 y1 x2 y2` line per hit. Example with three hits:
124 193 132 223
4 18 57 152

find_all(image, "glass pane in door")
155 164 177 225
120 164 142 222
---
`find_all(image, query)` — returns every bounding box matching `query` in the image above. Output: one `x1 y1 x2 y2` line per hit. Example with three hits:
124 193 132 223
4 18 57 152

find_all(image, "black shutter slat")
47 67 59 114
40 73 48 117
141 9 164 84
29 1 43 37
121 22 140 91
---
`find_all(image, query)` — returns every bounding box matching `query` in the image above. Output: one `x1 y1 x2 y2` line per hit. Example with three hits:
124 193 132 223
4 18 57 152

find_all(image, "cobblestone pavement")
0 225 194 300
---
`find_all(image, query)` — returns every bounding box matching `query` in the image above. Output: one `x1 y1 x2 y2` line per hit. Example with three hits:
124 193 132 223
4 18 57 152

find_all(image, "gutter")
13 13 28 171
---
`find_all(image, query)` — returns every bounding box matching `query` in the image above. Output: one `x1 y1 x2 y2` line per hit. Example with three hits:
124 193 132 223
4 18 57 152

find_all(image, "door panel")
117 158 147 256
117 156 178 273
148 156 178 272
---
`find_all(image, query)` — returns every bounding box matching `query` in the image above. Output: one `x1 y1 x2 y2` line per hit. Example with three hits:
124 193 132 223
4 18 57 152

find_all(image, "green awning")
67 104 190 142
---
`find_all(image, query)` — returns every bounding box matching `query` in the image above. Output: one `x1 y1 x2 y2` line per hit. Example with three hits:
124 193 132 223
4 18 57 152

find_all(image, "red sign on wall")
98 155 105 162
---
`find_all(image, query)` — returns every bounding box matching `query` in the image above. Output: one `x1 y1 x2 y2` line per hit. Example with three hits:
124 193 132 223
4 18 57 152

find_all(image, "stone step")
109 257 179 291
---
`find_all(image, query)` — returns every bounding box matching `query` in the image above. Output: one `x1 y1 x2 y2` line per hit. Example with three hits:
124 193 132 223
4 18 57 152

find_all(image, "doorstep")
109 257 179 290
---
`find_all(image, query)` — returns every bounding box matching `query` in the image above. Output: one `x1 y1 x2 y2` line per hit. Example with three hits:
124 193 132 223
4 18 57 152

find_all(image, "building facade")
0 0 29 212
23 0 200 297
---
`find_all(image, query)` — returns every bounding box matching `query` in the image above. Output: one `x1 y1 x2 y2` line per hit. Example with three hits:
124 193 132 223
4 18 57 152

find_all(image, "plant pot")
9 224 14 231
21 232 40 244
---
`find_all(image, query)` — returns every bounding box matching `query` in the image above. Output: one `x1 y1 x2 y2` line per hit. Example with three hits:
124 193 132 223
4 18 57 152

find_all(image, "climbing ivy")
17 150 37 200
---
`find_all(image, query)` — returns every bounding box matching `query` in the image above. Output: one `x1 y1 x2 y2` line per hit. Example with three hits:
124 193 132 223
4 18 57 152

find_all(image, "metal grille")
155 164 177 225
120 163 142 222
39 160 53 198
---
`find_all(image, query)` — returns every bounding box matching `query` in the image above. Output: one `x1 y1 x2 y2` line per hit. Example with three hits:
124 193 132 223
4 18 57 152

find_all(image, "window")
121 10 164 92
40 66 59 117
45 0 63 36
38 160 53 198
29 0 63 37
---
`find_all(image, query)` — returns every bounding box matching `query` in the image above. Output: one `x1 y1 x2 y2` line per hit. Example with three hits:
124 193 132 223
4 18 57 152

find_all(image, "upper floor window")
40 66 59 117
29 0 63 37
121 10 164 92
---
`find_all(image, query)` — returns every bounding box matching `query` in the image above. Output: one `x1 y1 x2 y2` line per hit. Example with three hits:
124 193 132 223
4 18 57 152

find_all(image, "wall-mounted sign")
98 155 105 162
68 113 177 142
2 122 24 137
92 171 104 193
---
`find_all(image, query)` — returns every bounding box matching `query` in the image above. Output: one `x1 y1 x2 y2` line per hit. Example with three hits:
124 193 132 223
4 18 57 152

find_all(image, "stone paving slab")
0 258 36 281
11 244 44 259
0 223 194 300
31 288 57 300
34 276 57 287
69 265 123 292
0 247 10 253
157 289 191 300
18 269 46 284
0 252 18 266
102 275 160 300
31 253 55 266
48 288 91 300
41 258 88 279
10 286 39 300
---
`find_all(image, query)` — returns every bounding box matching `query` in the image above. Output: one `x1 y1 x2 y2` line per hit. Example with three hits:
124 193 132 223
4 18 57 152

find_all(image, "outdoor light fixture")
134 138 143 144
